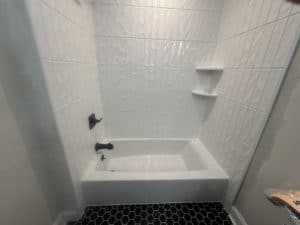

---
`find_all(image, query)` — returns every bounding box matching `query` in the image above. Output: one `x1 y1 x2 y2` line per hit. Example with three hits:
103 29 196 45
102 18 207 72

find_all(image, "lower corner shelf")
192 90 217 97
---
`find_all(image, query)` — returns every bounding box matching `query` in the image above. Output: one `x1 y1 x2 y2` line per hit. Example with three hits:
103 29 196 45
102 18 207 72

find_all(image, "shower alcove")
77 0 299 209
81 0 230 204
2 0 300 223
25 0 297 213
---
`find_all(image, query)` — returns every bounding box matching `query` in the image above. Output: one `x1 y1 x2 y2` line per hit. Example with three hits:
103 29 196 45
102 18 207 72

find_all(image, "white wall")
0 0 76 224
200 0 300 208
25 0 105 211
0 84 52 225
234 40 300 225
92 0 223 138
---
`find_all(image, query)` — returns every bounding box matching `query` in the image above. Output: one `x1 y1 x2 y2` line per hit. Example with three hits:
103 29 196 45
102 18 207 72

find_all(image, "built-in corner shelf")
195 66 223 72
192 89 217 98
192 65 222 100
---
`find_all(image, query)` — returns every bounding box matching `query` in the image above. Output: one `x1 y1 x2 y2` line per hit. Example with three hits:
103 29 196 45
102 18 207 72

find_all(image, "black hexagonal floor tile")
67 202 233 225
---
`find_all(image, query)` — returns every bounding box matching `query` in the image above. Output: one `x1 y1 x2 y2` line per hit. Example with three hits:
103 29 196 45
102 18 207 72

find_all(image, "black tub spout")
95 142 114 152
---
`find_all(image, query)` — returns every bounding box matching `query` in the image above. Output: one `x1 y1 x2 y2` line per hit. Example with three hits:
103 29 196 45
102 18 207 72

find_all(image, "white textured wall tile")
200 0 300 209
258 69 286 113
254 23 274 67
273 13 300 67
263 18 288 67
27 1 50 58
249 0 263 29
40 0 55 8
258 0 273 26
27 0 105 211
247 27 264 67
252 70 270 109
278 0 292 19
267 0 282 22
92 1 221 138
291 3 300 14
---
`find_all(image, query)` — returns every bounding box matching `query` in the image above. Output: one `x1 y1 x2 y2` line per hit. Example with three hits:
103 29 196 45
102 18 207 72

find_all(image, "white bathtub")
82 139 228 205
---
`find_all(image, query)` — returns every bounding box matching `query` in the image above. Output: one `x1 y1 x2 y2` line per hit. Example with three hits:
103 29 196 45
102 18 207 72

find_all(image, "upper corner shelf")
195 66 223 72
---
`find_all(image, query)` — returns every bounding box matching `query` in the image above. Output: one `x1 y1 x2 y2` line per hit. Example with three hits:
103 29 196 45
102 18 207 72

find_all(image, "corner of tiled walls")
26 0 105 211
92 0 223 138
200 0 300 209
24 0 300 212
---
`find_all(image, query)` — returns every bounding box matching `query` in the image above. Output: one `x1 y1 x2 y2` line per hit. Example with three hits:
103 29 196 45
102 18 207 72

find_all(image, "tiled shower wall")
26 0 105 210
92 0 223 138
200 0 300 208
0 1 77 223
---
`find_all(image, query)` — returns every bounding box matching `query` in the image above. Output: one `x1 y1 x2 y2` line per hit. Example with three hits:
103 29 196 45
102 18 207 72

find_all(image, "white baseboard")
52 210 78 225
229 206 248 225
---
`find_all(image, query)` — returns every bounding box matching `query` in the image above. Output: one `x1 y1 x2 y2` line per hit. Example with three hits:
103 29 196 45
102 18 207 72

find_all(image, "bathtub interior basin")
82 139 228 205
96 139 209 172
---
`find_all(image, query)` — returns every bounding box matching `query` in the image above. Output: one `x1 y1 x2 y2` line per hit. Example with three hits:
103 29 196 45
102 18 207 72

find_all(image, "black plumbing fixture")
89 113 102 130
95 142 114 152
101 154 106 161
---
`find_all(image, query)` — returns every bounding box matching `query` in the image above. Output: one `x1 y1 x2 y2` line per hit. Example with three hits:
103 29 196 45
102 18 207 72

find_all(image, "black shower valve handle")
89 113 102 130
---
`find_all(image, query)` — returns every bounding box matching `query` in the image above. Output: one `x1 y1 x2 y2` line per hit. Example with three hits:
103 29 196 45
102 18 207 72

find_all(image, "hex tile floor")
67 203 233 225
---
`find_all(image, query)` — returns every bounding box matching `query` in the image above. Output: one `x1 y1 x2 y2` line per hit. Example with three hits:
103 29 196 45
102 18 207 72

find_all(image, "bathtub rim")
81 138 229 182
82 138 228 182
83 160 228 181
